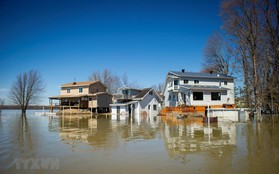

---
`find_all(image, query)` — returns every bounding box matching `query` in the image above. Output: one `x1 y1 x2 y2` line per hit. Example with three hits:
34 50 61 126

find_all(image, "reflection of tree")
17 115 34 154
247 121 279 173
87 118 119 150
19 116 32 146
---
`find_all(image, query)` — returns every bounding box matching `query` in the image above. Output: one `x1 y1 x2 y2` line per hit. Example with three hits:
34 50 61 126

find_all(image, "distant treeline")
0 105 50 110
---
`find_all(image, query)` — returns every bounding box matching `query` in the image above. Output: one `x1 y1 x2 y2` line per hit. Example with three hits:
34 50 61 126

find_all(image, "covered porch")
49 94 98 112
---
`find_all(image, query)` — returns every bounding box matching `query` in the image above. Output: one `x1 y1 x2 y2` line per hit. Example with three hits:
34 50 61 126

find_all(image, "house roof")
61 81 105 88
134 88 163 103
168 71 234 80
118 87 142 91
180 85 230 91
134 88 152 99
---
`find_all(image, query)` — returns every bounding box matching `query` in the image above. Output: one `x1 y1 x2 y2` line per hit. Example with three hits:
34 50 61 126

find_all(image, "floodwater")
0 110 279 174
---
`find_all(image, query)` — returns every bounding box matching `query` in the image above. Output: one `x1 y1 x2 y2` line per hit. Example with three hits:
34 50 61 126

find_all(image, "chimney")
72 78 76 85
181 69 185 73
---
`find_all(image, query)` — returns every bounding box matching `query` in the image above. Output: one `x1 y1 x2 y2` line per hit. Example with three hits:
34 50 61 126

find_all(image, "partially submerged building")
110 87 163 120
163 70 235 108
49 81 112 113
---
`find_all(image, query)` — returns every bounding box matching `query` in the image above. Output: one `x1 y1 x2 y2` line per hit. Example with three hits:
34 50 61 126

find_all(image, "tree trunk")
21 106 27 117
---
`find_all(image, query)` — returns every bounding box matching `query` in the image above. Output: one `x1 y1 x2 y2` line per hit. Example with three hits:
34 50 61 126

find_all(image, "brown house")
49 81 112 113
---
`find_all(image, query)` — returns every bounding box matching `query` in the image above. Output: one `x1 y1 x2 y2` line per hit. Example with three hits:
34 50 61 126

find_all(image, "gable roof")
61 81 106 88
118 87 142 91
168 71 234 80
134 88 152 99
134 88 163 102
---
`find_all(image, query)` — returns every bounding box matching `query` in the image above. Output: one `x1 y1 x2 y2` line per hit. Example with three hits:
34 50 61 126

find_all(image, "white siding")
163 74 235 107
111 105 127 115
139 90 161 116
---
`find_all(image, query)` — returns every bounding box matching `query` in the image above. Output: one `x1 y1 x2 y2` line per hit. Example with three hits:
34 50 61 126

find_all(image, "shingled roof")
134 88 152 99
61 81 105 87
168 71 234 80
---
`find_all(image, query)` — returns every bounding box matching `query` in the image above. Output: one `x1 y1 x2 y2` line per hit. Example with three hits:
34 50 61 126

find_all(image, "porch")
49 94 98 112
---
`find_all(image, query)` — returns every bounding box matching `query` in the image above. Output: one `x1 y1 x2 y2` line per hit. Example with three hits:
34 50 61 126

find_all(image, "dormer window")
67 88 71 93
149 91 153 95
194 80 199 84
79 87 83 93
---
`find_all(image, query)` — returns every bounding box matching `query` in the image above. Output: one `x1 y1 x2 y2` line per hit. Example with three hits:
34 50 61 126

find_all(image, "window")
211 92 221 101
148 105 150 109
173 95 176 101
153 105 157 111
96 88 99 92
184 80 188 84
224 81 227 85
174 80 178 85
193 92 203 100
79 87 83 93
67 88 71 93
168 95 171 101
194 80 199 84
149 91 153 95
89 98 92 101
81 97 88 101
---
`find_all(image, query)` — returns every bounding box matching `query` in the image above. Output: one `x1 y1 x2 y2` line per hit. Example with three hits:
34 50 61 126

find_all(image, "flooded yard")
0 110 279 174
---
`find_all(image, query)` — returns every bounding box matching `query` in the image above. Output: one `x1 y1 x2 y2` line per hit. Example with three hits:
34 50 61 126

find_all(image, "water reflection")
53 115 238 157
51 116 162 151
1 111 279 173
0 113 36 172
161 115 237 163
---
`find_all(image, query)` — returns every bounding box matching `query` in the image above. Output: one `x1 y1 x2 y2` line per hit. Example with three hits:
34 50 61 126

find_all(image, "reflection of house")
110 87 163 120
49 81 112 113
162 117 236 159
163 70 235 107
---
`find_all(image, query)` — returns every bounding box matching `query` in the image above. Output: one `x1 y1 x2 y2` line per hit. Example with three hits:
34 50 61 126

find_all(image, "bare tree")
89 68 121 94
259 0 279 114
221 0 262 121
10 70 45 116
89 69 140 94
120 73 139 89
202 32 234 75
152 82 164 94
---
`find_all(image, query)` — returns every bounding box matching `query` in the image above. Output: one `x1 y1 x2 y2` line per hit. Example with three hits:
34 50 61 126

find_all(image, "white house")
110 87 163 121
163 70 235 107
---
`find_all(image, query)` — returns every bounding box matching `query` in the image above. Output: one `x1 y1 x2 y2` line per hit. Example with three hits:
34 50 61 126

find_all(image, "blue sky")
0 0 222 105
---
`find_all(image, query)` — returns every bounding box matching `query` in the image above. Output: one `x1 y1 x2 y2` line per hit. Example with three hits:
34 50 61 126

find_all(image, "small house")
110 87 163 120
49 81 112 113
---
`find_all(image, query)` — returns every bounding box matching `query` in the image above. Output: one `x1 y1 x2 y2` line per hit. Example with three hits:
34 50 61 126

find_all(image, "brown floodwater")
0 110 278 174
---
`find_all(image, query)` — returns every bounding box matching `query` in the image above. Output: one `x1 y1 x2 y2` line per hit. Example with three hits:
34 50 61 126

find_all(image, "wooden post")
208 102 211 144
